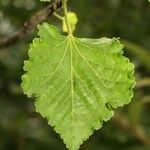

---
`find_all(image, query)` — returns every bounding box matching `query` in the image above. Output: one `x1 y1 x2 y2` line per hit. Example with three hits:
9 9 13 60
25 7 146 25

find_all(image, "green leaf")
21 23 135 150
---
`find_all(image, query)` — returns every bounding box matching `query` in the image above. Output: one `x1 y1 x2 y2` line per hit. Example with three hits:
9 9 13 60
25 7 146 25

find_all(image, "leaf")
63 12 78 33
21 23 135 150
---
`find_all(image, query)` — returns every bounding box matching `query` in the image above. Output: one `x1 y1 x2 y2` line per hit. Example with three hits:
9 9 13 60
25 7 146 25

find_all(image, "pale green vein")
69 38 75 149
47 78 70 104
73 92 98 123
73 69 102 104
74 38 117 54
41 40 70 85
71 38 107 89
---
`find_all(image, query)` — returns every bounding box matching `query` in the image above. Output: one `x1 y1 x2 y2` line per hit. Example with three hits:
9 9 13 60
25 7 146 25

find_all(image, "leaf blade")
21 23 135 150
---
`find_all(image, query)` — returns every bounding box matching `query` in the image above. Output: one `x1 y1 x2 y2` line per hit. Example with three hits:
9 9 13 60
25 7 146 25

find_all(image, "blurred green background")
0 0 150 150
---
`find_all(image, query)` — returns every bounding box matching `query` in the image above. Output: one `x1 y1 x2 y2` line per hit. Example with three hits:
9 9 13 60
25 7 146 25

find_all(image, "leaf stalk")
62 0 72 35
53 12 64 21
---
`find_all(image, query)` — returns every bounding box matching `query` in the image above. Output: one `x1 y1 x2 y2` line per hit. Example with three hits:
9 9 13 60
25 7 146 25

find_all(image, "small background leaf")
63 12 78 33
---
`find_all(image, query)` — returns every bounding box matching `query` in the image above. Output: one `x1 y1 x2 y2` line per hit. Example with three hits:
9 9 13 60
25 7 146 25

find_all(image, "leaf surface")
22 23 135 150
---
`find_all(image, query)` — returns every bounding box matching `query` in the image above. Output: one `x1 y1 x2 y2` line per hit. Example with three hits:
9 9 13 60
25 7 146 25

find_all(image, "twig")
142 96 150 104
113 113 150 144
136 78 150 89
122 40 150 71
0 0 62 48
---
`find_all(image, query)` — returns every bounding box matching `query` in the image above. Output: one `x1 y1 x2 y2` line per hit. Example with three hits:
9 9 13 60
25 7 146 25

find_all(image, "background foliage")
0 0 150 150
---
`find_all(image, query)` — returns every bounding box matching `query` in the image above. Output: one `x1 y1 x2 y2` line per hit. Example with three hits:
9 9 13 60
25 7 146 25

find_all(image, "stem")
53 12 63 21
62 0 72 35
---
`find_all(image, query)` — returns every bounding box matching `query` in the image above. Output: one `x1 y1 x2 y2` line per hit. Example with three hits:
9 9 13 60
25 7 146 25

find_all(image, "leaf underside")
21 23 135 150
